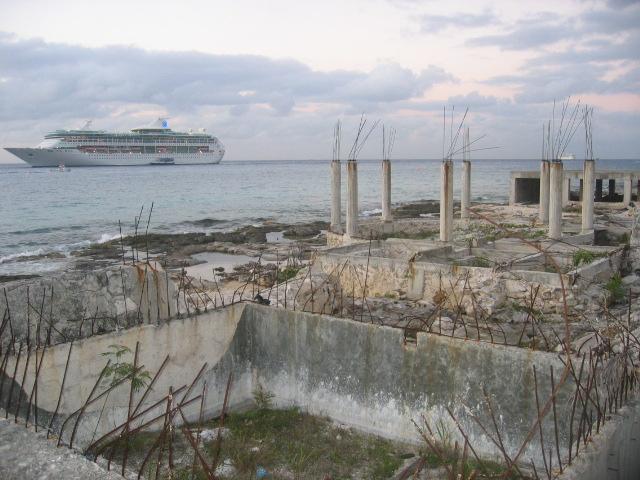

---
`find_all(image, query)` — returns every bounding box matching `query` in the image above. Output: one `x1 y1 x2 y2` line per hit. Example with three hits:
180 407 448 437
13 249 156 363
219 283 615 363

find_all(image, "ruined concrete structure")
439 159 454 242
330 158 341 232
511 169 640 207
461 159 471 220
549 160 564 239
346 160 358 237
382 159 392 223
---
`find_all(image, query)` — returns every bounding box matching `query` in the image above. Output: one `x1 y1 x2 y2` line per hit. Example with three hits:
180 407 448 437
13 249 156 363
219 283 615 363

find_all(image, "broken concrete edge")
0 412 126 480
555 397 640 480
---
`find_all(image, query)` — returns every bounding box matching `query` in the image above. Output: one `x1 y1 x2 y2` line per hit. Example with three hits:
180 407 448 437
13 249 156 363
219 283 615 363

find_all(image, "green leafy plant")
605 273 625 305
277 266 301 283
252 383 275 410
101 344 151 393
572 249 596 267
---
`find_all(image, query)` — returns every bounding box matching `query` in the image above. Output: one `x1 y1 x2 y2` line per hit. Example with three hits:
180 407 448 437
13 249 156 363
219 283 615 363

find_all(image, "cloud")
0 34 453 124
468 13 573 50
419 10 497 33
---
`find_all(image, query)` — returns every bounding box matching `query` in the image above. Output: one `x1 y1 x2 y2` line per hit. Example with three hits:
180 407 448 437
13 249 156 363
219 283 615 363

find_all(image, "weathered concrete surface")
0 262 179 345
511 169 640 206
240 305 575 465
382 159 392 222
557 398 640 480
1 304 249 450
4 302 639 475
540 160 550 223
315 239 624 314
330 159 342 232
549 161 564 239
439 160 453 242
0 417 124 479
461 160 471 220
582 160 595 233
346 160 358 237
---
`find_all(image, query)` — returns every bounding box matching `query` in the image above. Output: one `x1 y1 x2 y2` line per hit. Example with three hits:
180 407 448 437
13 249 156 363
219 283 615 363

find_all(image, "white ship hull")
5 148 224 167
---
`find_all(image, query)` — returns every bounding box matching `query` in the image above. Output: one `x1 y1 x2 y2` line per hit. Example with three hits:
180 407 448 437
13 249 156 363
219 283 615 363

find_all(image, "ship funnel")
148 118 170 129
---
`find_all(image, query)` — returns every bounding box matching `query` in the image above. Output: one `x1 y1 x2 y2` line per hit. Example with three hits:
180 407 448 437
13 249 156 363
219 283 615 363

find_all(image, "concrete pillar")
562 177 570 207
539 160 550 223
439 160 454 242
609 179 616 200
623 175 632 206
549 161 563 240
381 159 392 222
579 179 584 201
346 160 358 237
582 160 595 233
461 160 471 220
330 159 341 232
595 179 603 201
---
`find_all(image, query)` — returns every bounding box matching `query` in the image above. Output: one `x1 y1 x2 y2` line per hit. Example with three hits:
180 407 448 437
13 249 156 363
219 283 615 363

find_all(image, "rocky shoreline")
1 199 444 283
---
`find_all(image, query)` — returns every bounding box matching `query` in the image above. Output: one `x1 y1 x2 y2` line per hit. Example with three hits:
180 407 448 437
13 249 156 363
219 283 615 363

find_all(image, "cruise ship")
5 118 225 167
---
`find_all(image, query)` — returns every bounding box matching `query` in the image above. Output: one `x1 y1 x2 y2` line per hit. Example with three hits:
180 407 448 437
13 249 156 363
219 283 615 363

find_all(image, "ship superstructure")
5 118 225 167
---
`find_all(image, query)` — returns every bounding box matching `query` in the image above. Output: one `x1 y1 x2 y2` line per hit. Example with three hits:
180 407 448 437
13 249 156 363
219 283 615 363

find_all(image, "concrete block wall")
1 303 637 475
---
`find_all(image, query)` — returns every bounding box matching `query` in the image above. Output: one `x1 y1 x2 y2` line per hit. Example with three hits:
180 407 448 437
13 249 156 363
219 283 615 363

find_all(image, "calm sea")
1 158 639 275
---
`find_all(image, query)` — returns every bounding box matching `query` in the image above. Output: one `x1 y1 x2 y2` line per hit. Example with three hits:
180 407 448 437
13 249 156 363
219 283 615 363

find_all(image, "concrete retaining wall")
4 303 638 475
557 399 640 480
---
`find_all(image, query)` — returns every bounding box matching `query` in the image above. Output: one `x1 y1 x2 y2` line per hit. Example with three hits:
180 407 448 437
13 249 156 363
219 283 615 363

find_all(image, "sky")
0 0 638 162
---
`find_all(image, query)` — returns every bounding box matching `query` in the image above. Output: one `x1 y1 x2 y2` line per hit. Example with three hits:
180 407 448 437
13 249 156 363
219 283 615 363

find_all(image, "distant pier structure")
510 169 640 207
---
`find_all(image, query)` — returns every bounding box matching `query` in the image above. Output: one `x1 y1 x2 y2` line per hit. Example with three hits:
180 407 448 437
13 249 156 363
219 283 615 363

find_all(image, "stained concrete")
346 160 358 237
0 302 585 468
330 159 342 232
557 399 640 480
510 169 640 206
0 416 124 479
439 160 453 242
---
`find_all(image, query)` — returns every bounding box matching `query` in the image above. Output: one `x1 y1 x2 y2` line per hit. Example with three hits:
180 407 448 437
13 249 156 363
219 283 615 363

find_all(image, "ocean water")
1 158 639 275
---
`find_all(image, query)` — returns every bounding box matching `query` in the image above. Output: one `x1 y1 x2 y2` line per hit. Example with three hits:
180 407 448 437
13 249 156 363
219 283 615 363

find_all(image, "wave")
96 232 125 244
0 248 46 264
361 208 382 217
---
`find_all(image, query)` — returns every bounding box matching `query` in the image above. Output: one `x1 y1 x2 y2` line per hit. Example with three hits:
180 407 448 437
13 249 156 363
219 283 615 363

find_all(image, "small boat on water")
559 153 576 160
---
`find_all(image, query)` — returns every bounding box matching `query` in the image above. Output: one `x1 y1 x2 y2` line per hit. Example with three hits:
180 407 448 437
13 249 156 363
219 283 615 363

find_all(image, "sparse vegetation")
471 256 492 268
572 249 596 267
125 408 406 479
252 383 275 410
605 273 625 304
276 265 301 283
100 344 151 392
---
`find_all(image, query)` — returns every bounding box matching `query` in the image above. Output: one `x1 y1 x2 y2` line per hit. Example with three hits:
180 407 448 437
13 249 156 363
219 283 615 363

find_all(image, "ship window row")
49 136 214 144
78 146 211 153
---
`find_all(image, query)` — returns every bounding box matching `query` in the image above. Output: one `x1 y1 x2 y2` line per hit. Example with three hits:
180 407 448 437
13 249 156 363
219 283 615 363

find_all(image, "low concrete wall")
1 304 251 449
557 399 640 480
4 303 638 474
241 305 575 465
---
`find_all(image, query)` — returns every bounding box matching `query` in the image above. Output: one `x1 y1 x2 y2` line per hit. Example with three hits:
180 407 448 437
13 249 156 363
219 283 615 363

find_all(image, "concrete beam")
461 160 471 220
346 160 358 237
381 159 392 222
440 159 453 242
582 160 595 233
549 161 563 240
330 159 341 233
539 160 550 223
